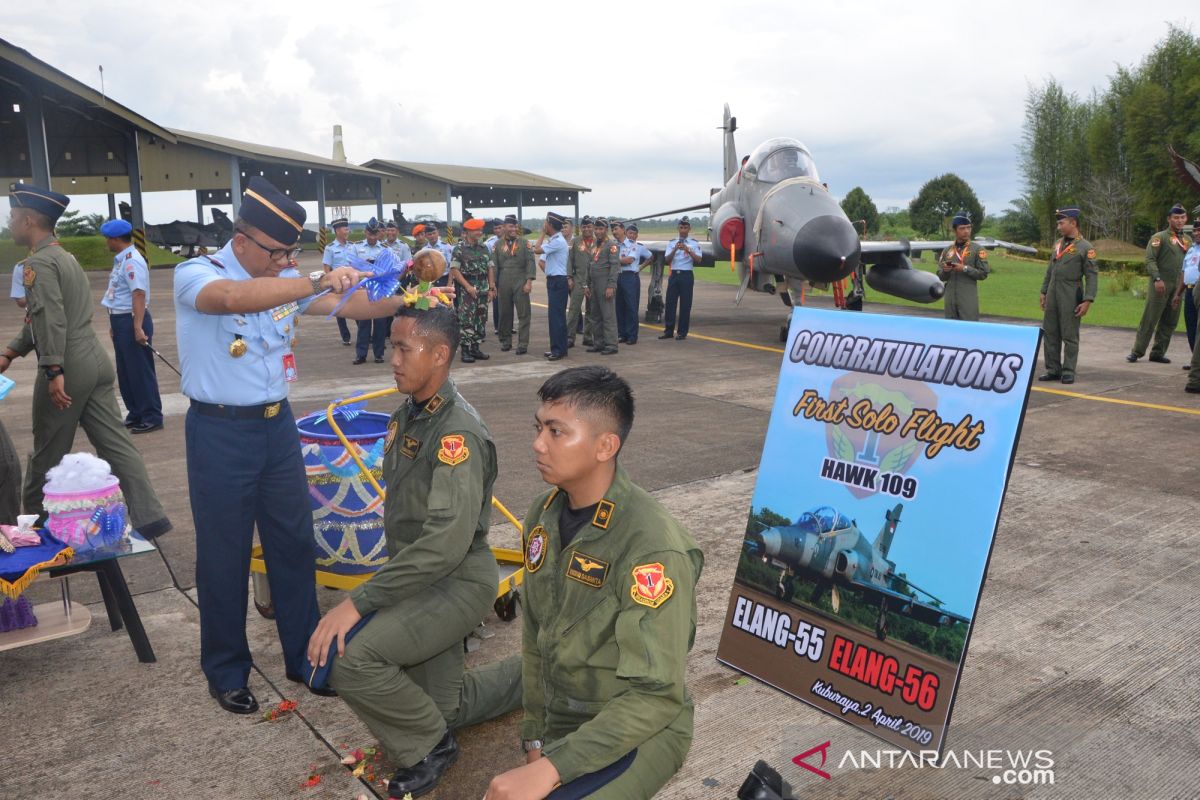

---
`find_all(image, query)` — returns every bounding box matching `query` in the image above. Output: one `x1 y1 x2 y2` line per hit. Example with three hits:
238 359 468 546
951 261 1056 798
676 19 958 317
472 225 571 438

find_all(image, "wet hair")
394 304 461 353
538 366 634 445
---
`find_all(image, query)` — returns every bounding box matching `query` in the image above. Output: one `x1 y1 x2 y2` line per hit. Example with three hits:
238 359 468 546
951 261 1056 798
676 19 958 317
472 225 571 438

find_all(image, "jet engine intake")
834 549 864 580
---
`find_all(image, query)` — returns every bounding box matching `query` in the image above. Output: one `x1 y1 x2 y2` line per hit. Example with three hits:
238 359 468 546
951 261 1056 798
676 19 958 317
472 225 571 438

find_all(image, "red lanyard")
1054 239 1074 260
592 238 607 262
950 243 968 264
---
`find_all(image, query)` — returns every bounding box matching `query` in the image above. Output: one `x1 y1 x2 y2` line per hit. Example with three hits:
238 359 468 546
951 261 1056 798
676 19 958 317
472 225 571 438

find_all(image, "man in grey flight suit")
1038 206 1098 385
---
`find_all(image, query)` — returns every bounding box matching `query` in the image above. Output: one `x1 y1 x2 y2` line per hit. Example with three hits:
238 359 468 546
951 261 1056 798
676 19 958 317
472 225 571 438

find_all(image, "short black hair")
538 366 634 446
394 304 461 353
116 234 133 244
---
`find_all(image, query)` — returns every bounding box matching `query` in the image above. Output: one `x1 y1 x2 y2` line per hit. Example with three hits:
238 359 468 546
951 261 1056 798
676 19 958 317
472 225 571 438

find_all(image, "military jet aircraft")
634 106 1035 338
743 503 970 641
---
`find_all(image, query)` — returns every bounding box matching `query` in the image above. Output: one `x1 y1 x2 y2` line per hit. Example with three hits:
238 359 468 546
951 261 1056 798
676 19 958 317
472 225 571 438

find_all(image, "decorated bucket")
296 409 390 575
43 478 129 552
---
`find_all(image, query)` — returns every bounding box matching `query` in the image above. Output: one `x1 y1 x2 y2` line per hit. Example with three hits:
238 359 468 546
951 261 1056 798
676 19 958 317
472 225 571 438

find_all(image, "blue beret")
9 183 70 224
680 216 691 225
1054 207 1081 220
626 223 639 233
503 214 518 225
365 217 379 233
239 176 306 246
100 219 133 237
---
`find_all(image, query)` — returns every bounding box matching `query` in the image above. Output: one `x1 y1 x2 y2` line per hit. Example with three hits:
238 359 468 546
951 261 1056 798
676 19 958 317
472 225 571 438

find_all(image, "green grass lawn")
0 236 184 270
696 252 1173 331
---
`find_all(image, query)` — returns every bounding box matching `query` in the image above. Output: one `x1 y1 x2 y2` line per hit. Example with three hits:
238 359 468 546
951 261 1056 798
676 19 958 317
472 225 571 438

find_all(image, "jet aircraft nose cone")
793 215 861 283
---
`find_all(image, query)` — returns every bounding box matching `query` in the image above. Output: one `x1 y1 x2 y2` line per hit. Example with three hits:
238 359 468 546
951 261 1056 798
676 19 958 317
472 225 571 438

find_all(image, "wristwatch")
43 365 64 380
308 270 325 295
522 738 544 753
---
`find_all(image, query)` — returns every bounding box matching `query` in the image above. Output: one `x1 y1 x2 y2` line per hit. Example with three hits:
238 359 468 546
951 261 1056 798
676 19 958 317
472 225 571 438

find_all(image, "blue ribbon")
326 248 407 318
311 439 386 478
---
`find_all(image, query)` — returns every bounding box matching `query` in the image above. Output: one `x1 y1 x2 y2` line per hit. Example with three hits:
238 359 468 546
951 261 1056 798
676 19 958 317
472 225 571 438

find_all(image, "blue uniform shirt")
174 241 312 405
385 238 413 265
485 235 499 252
10 262 24 300
101 244 150 312
322 239 354 269
354 239 385 264
1184 243 1200 286
666 237 702 271
620 239 653 273
542 232 568 276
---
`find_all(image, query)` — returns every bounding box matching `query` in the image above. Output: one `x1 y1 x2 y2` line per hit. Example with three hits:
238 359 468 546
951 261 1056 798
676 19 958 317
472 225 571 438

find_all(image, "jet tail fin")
875 503 902 560
723 104 738 184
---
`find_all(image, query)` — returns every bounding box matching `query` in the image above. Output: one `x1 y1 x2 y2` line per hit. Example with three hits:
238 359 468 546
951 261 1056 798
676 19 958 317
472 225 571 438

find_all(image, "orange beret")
412 224 425 235
463 218 485 231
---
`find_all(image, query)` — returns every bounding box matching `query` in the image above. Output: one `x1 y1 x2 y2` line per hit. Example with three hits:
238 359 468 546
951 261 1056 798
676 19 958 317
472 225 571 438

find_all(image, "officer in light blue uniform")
175 176 409 716
486 218 503 332
353 218 390 364
384 219 413 265
659 217 703 341
100 219 162 432
323 217 355 345
617 223 652 345
1180 205 1200 362
10 262 25 308
534 211 569 360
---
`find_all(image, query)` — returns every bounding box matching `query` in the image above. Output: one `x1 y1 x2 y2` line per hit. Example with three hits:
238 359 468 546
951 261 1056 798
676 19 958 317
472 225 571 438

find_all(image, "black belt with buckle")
1187 284 1196 290
191 399 287 420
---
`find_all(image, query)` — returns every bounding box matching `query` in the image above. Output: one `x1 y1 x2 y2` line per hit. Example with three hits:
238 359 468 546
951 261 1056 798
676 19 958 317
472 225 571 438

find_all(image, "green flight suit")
1132 228 1191 359
493 236 536 351
451 241 493 351
1040 237 1098 379
936 241 990 321
518 466 704 798
567 236 592 345
331 378 522 766
6 236 168 535
585 236 621 351
0 416 20 524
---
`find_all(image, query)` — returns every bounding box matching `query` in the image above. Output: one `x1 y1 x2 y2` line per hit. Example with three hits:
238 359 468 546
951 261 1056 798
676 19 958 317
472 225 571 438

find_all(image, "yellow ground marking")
530 301 1200 415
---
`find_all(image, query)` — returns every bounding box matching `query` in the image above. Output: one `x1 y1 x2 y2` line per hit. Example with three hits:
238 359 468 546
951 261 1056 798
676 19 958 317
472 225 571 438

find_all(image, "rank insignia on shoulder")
525 525 547 573
400 434 420 459
437 434 469 466
592 499 615 529
1087 249 1096 259
425 394 445 415
631 562 674 608
384 420 399 454
542 488 560 510
566 551 609 588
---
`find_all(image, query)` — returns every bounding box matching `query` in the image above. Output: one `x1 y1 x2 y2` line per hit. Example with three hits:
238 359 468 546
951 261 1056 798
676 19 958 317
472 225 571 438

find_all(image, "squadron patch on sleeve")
630 562 674 608
437 434 469 466
22 266 35 286
978 249 988 260
525 525 547 573
1151 237 1162 248
1087 249 1096 259
383 420 399 454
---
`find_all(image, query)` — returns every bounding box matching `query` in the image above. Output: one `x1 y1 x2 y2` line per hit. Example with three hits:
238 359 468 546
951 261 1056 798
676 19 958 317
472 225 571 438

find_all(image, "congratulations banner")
717 307 1040 754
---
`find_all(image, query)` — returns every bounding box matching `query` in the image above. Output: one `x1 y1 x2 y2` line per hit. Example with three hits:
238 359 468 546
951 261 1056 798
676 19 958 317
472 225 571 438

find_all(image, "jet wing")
641 240 717 267
845 578 971 626
860 238 1036 264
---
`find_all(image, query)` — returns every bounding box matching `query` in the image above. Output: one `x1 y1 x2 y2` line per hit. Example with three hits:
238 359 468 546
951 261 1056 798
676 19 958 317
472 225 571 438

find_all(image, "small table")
35 534 158 662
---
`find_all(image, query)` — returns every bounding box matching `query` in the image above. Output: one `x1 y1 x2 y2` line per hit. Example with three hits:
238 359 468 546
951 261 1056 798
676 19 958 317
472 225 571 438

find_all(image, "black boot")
472 346 490 361
461 346 475 363
387 730 459 798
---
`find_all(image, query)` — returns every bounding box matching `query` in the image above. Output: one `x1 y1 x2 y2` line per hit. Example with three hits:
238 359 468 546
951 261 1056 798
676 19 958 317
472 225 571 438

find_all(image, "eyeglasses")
236 227 299 263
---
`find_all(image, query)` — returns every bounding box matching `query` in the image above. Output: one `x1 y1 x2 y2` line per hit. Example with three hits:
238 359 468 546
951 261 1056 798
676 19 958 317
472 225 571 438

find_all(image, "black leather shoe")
1036 372 1061 381
618 337 628 344
352 357 367 365
601 347 618 355
285 672 337 697
472 348 490 360
567 341 575 349
1149 355 1171 363
209 686 259 715
500 343 512 351
515 347 527 355
123 420 137 428
1184 365 1191 371
582 338 594 347
1060 375 1075 384
1125 353 1139 362
675 334 687 340
374 357 385 363
585 345 602 352
1186 385 1200 393
460 348 475 363
626 339 637 345
546 353 564 361
130 422 163 434
342 340 352 346
387 731 459 799
658 332 674 339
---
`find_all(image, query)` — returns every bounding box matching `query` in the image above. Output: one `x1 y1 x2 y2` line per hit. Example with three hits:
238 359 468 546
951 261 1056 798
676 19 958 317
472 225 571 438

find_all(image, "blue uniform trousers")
109 312 163 426
337 316 352 344
356 317 390 360
663 270 694 337
546 275 569 357
616 272 640 342
186 400 320 691
1185 285 1197 352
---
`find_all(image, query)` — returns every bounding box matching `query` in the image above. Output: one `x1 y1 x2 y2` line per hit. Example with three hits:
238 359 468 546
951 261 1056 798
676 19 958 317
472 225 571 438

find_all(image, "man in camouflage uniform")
1039 207 1098 385
309 306 522 798
484 366 703 800
1127 203 1190 364
0 184 170 538
450 217 496 363
936 211 989 321
492 213 536 355
585 216 621 354
567 217 592 348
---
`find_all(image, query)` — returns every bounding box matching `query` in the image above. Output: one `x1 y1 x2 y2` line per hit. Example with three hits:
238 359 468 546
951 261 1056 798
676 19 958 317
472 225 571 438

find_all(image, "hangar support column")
22 89 52 188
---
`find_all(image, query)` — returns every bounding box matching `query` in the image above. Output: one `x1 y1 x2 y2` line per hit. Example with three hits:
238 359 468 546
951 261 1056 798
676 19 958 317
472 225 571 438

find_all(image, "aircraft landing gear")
776 574 795 602
875 598 889 641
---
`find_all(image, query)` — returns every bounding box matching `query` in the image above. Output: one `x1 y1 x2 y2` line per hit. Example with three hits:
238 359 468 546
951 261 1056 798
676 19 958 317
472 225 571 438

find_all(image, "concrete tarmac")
1 255 1198 799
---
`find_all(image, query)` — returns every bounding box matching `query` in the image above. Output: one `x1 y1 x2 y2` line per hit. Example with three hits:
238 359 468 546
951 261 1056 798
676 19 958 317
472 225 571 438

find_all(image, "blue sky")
2 1 1194 224
749 308 1040 619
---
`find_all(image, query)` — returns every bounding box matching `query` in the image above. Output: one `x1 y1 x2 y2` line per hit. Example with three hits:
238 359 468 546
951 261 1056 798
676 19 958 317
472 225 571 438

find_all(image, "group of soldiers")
0 178 701 800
